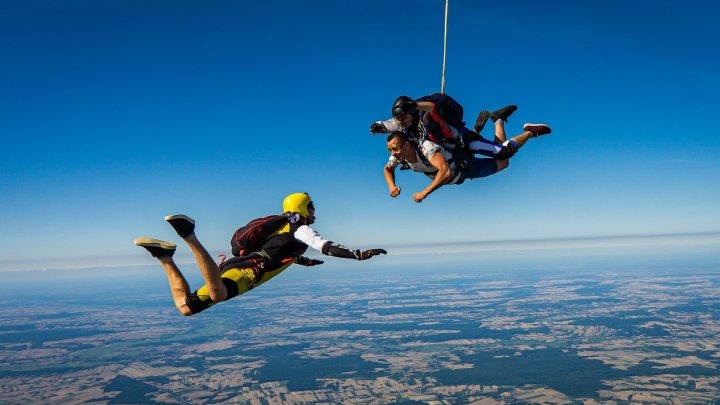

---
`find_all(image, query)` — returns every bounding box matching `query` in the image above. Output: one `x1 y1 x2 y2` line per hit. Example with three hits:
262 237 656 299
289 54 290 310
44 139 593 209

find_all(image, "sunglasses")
387 142 405 153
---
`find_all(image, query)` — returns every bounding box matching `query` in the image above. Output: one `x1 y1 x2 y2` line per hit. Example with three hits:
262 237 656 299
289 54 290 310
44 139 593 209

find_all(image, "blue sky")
1 0 719 268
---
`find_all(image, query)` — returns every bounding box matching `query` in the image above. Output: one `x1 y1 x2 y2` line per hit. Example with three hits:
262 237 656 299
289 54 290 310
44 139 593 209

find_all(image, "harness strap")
408 139 461 179
250 256 296 287
409 140 434 169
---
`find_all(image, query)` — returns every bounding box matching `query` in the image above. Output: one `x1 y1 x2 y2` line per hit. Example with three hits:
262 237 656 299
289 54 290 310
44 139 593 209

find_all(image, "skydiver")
134 193 387 316
370 93 522 160
384 121 550 203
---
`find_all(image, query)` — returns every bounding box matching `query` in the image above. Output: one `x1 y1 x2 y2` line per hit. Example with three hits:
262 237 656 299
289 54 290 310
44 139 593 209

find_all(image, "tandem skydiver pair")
371 93 551 202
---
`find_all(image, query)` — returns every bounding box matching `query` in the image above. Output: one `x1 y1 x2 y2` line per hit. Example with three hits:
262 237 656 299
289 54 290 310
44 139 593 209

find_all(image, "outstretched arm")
294 225 387 261
416 101 437 113
414 152 452 203
384 163 401 198
322 243 387 260
370 118 401 134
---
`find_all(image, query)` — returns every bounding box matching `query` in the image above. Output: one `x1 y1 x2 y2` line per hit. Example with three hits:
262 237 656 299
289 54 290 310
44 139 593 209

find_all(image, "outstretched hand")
297 257 324 266
370 123 383 133
390 186 401 198
356 249 388 260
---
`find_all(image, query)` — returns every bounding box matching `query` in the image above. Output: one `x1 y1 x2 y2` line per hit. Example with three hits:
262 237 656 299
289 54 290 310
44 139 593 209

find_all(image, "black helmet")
392 96 417 118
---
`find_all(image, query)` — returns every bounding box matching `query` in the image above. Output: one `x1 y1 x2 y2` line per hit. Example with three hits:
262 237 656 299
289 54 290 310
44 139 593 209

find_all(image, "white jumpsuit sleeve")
373 118 402 133
293 225 331 252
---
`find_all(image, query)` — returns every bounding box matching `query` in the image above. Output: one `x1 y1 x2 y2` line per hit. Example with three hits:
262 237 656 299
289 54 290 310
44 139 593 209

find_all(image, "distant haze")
2 232 717 272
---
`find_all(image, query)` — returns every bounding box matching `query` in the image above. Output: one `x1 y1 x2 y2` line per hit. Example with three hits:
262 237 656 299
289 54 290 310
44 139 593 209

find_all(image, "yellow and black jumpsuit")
185 221 360 314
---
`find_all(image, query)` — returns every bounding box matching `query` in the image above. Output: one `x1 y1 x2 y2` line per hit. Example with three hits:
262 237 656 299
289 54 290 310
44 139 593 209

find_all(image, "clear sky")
1 0 719 268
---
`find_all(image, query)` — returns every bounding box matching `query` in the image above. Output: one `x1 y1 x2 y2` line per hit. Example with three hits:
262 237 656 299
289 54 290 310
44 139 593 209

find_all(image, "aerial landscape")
1 0 719 403
2 239 719 403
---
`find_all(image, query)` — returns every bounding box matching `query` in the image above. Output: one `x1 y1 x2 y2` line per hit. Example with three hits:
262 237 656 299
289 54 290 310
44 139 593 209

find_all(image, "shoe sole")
474 111 490 132
491 105 517 122
134 237 177 250
164 214 195 224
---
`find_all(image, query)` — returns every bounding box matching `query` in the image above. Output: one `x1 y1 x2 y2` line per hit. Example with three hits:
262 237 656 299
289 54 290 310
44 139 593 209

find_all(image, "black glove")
370 122 383 133
355 249 387 260
297 256 324 266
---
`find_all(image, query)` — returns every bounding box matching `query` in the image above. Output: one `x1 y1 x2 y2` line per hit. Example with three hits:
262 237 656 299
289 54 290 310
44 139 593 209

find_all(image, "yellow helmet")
283 192 314 220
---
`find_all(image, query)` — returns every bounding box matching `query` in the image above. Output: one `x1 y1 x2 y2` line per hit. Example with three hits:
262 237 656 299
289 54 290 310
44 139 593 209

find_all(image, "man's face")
387 138 406 160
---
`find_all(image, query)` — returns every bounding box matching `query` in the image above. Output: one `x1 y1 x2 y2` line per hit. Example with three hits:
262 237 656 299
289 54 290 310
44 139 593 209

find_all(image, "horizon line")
380 230 720 249
1 231 719 273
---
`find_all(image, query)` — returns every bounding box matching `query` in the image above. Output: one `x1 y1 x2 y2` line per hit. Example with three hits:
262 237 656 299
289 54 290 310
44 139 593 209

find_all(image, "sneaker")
134 238 176 258
165 214 195 238
523 123 552 137
490 105 517 123
474 110 490 133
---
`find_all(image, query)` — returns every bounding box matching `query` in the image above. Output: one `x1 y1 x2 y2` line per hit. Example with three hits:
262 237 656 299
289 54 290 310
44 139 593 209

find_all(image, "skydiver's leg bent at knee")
184 266 256 315
165 214 229 303
465 120 551 160
183 234 227 302
133 238 195 316
493 118 507 143
166 214 272 315
164 214 248 315
136 215 258 316
468 105 516 158
157 257 194 316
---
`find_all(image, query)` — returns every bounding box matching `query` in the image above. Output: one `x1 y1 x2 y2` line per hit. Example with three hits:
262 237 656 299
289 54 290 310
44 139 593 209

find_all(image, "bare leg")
183 234 228 302
508 131 534 149
494 120 507 143
158 257 193 316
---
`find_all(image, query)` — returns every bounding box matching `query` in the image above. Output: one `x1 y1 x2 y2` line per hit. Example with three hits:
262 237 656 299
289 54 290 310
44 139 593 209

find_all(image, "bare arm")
415 101 436 113
413 152 452 203
384 163 401 198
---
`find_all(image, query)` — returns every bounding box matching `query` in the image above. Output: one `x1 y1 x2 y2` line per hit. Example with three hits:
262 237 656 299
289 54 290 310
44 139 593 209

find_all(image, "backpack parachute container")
230 215 288 257
416 92 464 130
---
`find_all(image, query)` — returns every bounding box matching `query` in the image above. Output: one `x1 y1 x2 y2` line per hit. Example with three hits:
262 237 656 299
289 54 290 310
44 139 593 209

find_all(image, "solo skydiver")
134 193 387 316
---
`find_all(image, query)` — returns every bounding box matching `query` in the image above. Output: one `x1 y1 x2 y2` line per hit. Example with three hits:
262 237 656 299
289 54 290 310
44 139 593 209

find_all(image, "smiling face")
387 137 407 160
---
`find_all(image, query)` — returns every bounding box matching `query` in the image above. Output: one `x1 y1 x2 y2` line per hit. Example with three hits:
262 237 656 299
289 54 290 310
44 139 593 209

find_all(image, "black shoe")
165 214 195 238
134 238 176 258
490 105 517 123
474 110 490 133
